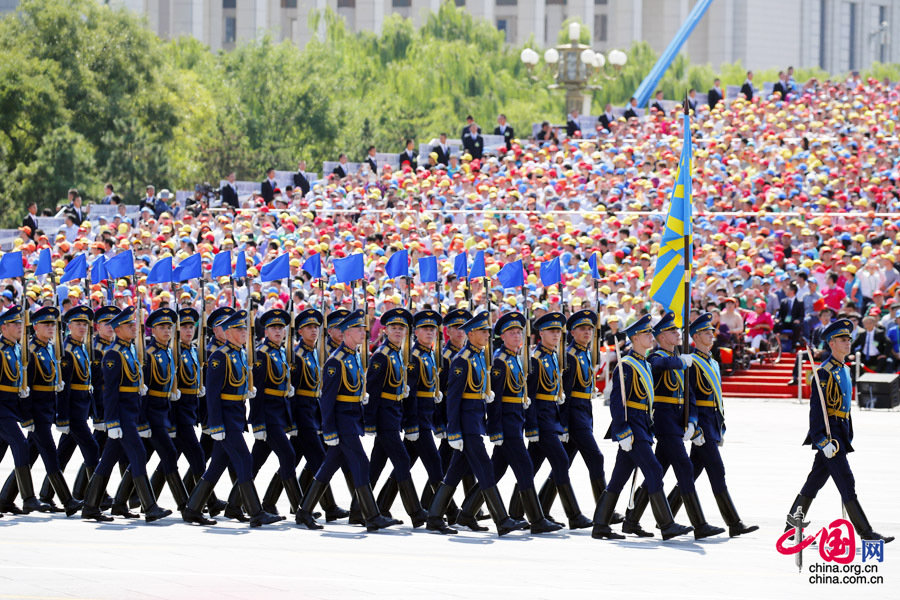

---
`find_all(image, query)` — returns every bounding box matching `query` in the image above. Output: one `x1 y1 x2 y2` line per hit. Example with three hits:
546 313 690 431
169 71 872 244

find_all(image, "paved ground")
0 397 897 600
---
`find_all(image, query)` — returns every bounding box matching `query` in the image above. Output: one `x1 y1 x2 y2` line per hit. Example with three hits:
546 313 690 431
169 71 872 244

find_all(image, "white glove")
485 391 495 404
325 437 339 447
365 429 376 437
168 430 177 439
254 430 266 441
57 425 70 435
822 442 837 459
199 386 206 396
18 387 30 398
557 394 565 405
361 393 370 405
404 431 419 442
288 429 297 437
171 389 181 401
288 385 296 396
435 391 443 404
683 422 696 443
89 385 94 394
618 435 634 452
559 433 569 443
108 427 123 439
679 354 694 368
94 422 107 432
249 387 257 399
526 433 539 443
403 385 410 397
717 438 725 447
692 431 706 446
138 428 152 439
24 424 34 433
212 431 225 441
523 397 531 409
435 431 447 439
449 438 464 451
492 438 503 446
140 384 148 395
56 383 65 392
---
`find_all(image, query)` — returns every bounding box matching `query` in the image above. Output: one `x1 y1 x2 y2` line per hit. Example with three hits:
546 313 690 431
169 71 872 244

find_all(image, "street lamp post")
520 22 627 118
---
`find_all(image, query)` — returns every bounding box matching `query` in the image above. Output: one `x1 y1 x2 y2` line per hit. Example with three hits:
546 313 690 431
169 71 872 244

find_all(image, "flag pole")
681 95 692 430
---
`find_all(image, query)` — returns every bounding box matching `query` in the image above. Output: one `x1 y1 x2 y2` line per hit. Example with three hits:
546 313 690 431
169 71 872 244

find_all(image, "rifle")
135 281 146 392
591 279 600 401
171 306 179 400
84 276 93 365
246 301 255 393
198 278 206 389
483 276 492 398
19 296 28 395
804 346 839 455
435 278 442 381
318 277 326 397
558 298 567 403
359 280 369 400
285 278 294 371
523 294 531 380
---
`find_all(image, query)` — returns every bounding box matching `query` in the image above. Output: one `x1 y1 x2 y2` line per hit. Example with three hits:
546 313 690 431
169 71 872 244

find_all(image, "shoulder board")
379 346 391 356
567 347 578 358
459 348 472 360
411 347 422 358
442 348 454 359
531 348 542 359
28 342 38 353
332 350 346 362
146 346 157 355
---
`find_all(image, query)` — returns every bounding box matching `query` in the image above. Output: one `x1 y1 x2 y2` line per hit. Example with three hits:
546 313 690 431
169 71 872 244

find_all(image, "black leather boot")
72 464 91 502
0 469 24 514
482 485 528 536
224 483 248 522
667 485 683 518
166 472 190 512
16 467 51 514
538 477 564 525
240 481 283 527
843 499 893 543
344 471 363 524
357 484 402 532
182 478 217 525
714 491 758 537
593 476 624 524
506 483 524 520
282 476 304 514
650 491 693 540
622 485 653 537
134 474 172 523
425 483 458 534
591 490 625 539
319 484 343 521
150 468 165 500
38 472 61 509
463 474 489 521
376 475 399 519
48 471 83 517
81 472 113 522
683 491 725 539
296 478 326 529
521 487 562 534
261 473 283 516
454 486 489 531
111 470 139 518
785 494 814 533
397 478 427 528
557 482 593 529
420 481 435 513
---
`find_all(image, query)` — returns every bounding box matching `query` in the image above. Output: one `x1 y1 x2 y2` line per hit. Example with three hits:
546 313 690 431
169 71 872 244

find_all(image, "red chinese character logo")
776 518 856 564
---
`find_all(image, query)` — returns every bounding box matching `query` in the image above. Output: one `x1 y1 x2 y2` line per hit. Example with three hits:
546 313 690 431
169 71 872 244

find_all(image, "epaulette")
411 347 423 359
459 348 472 360
331 349 346 362
567 347 578 358
146 346 157 355
379 345 391 356
65 340 78 353
442 348 454 359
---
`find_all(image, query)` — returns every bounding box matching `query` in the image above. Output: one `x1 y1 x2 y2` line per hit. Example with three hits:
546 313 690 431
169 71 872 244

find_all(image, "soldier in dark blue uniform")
295 310 401 531
325 309 350 356
785 319 893 543
456 311 561 533
592 313 693 540
667 313 758 537
85 306 120 509
0 305 50 514
81 307 171 522
425 311 529 536
181 309 281 527
513 312 592 529
621 312 724 539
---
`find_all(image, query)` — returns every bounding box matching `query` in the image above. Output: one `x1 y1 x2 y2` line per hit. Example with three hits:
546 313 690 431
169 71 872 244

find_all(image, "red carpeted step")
721 352 805 398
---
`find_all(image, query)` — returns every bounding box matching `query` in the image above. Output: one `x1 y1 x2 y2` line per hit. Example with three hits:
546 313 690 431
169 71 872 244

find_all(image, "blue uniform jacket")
605 349 654 443
487 346 526 443
647 348 697 437
173 341 200 427
405 342 439 435
561 341 596 433
364 341 405 434
434 341 462 438
101 339 142 431
688 348 725 443
250 339 292 434
525 345 564 437
90 335 114 425
0 336 24 421
58 335 92 427
23 337 59 427
446 342 487 442
142 338 174 431
803 353 854 453
205 341 251 436
320 342 364 442
291 341 322 432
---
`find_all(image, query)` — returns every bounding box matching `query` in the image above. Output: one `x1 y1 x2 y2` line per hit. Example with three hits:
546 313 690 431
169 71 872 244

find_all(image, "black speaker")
856 373 900 409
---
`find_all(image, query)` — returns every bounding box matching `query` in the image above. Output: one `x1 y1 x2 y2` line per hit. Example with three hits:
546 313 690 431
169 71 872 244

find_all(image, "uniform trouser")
490 434 535 491
799 449 857 503
201 432 253 484
689 440 728 494
291 429 326 473
94 421 148 478
565 427 606 481
313 435 369 487
141 424 180 474
441 434 496 490
173 423 207 477
438 437 452 471
527 432 571 485
250 429 297 480
367 432 412 485
0 418 29 467
607 440 665 494
654 435 696 495
403 432 444 485
55 420 101 471
27 423 62 474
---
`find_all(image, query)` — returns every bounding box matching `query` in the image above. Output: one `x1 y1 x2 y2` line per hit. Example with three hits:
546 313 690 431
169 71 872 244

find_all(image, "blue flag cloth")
147 256 173 284
35 248 52 277
497 260 524 289
469 250 486 279
540 257 561 287
105 250 135 279
334 253 365 283
453 253 468 279
0 251 24 279
211 251 232 278
59 254 87 284
174 254 202 282
90 256 107 284
234 251 247 279
260 253 290 282
589 252 601 279
302 253 322 279
419 256 438 283
385 249 408 280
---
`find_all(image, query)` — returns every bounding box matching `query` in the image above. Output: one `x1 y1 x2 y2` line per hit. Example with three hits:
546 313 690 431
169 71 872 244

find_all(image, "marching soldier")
181 309 281 527
513 312 592 529
456 311 561 533
785 319 893 542
363 308 428 527
592 313 693 540
325 309 350 356
81 307 171 523
425 311 529 536
667 313 758 537
621 312 724 539
294 309 401 531
0 305 50 514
